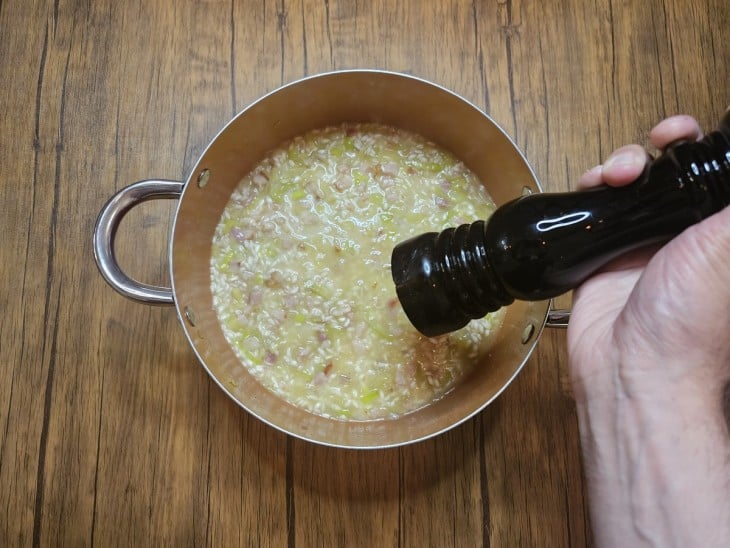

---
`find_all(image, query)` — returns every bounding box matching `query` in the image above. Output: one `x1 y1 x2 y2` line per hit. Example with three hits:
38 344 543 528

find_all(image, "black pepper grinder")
391 110 730 337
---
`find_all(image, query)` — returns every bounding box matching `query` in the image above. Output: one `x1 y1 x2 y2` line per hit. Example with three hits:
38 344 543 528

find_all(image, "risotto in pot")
210 123 504 420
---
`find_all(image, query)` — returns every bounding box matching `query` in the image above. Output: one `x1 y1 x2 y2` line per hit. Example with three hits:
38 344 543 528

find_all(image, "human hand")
567 114 730 546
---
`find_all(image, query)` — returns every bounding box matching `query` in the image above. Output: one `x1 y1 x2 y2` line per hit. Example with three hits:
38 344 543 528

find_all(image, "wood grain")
1 0 727 545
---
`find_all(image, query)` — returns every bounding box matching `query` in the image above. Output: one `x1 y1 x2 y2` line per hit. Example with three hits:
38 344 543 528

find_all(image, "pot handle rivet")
184 306 196 326
93 179 183 305
197 168 210 188
521 323 536 344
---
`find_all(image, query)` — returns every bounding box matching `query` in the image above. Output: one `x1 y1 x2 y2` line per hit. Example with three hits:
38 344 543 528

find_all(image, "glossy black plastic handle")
392 111 730 337
482 145 725 301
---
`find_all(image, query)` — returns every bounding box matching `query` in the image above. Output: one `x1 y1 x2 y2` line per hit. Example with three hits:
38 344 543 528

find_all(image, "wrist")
574 355 730 547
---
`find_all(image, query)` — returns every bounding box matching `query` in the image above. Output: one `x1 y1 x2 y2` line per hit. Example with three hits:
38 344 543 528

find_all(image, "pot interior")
171 70 547 448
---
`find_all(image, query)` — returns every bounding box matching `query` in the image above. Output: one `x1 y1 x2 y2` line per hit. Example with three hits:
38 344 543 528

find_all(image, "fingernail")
603 147 646 170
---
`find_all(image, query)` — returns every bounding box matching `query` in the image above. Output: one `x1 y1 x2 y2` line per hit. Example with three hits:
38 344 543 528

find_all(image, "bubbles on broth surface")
210 123 505 420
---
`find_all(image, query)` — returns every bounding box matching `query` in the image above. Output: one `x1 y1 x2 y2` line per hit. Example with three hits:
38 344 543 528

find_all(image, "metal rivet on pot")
521 323 535 344
522 185 533 196
197 169 210 188
184 306 196 326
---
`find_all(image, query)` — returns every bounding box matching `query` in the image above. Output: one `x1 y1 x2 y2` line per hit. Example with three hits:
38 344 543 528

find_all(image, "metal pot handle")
546 307 570 328
93 179 184 305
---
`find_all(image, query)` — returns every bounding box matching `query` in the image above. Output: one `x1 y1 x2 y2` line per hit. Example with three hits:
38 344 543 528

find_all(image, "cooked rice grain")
211 123 505 421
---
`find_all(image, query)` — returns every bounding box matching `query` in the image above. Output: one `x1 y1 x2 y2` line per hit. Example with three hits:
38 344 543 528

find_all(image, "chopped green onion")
360 389 379 404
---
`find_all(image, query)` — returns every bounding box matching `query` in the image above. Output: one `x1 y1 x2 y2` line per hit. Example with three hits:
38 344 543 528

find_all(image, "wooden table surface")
1 0 727 545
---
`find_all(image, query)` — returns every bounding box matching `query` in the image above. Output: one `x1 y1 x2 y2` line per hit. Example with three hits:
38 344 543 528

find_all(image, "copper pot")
94 70 565 448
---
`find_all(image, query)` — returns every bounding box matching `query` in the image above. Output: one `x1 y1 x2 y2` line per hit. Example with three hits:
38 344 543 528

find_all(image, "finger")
649 115 703 150
601 144 648 187
577 164 603 190
593 242 663 274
